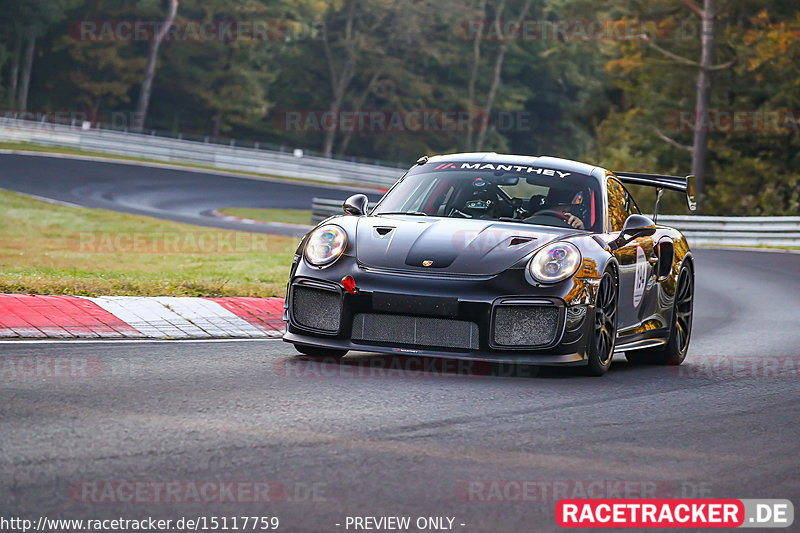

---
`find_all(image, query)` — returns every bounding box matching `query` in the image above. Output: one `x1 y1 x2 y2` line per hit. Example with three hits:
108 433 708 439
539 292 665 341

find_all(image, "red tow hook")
341 275 357 295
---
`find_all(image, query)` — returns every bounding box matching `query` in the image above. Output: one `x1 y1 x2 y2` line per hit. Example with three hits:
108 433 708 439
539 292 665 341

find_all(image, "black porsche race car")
283 153 696 376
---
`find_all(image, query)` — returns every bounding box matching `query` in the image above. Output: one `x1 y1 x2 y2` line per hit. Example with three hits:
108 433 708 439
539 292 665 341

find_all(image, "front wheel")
294 344 348 361
585 270 618 376
626 265 693 366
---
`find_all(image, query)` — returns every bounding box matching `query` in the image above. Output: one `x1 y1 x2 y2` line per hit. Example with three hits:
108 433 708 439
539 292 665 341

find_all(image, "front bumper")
283 257 597 366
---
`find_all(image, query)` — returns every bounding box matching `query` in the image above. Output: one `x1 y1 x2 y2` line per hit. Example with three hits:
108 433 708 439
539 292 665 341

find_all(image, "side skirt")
614 338 667 353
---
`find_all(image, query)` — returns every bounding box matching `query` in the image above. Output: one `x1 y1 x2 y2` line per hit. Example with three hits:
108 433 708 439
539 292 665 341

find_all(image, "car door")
606 177 657 330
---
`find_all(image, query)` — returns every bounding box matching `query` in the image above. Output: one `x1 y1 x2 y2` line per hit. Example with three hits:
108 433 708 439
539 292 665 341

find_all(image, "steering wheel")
532 209 570 222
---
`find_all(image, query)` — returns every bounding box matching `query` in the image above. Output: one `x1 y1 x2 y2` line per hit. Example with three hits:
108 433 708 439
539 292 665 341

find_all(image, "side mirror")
621 214 657 236
686 174 697 211
343 194 368 216
611 214 656 250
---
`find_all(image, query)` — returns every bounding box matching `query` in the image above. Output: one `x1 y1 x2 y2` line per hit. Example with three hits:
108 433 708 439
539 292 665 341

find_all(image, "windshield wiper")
377 211 429 216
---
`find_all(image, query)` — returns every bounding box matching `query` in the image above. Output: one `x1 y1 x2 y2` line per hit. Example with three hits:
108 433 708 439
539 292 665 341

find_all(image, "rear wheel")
294 344 348 360
585 270 618 376
626 265 693 366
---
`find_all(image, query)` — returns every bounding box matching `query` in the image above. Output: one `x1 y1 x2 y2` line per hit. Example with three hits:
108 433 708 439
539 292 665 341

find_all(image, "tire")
294 344 348 360
585 269 618 376
626 265 694 366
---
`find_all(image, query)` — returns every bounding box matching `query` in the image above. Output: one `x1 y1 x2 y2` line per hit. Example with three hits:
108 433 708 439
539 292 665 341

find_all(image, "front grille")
291 285 342 333
492 305 559 347
352 313 479 350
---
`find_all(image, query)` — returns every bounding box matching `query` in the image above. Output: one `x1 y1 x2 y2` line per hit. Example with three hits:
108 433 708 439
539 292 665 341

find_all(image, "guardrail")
312 198 349 224
311 200 800 247
0 119 405 186
657 215 800 247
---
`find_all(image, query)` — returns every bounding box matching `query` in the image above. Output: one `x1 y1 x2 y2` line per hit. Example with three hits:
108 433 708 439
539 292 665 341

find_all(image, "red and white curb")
0 294 285 339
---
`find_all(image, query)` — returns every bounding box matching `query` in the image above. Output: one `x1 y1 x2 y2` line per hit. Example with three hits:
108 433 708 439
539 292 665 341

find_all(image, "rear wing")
613 172 697 211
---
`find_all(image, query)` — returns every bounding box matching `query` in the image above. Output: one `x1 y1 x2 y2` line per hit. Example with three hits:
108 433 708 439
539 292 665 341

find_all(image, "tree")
2 0 80 110
586 0 799 215
317 0 407 158
132 0 179 132
689 0 715 202
52 0 149 118
472 0 535 151
609 0 737 206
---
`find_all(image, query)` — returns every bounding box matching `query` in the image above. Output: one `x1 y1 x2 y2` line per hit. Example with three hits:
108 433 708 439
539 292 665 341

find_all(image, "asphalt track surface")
0 153 384 237
2 249 800 532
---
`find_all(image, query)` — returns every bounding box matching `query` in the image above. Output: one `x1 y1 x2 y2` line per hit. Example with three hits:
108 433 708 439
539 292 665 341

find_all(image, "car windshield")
373 163 603 232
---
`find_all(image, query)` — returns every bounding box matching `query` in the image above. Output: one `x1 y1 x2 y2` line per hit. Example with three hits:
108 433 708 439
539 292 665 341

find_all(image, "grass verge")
0 189 298 297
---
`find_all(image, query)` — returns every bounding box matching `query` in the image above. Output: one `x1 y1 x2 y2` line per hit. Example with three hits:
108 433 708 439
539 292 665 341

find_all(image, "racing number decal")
633 245 647 308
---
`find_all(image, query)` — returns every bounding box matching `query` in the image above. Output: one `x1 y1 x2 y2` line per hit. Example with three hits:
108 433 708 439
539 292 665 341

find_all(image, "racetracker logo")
77 232 272 254
666 110 800 133
273 355 539 379
669 355 800 379
0 356 103 379
457 480 712 502
68 20 296 42
450 229 532 253
273 110 533 133
69 481 287 504
555 499 794 528
0 110 103 130
458 19 666 42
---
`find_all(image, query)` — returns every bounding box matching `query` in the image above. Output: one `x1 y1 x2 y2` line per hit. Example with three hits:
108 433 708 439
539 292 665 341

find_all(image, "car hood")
355 215 575 275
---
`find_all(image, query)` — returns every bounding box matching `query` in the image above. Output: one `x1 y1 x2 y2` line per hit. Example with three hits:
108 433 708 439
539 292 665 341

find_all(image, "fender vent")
656 240 674 280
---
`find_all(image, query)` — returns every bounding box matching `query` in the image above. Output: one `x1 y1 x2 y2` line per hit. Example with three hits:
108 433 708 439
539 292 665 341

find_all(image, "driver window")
607 178 630 232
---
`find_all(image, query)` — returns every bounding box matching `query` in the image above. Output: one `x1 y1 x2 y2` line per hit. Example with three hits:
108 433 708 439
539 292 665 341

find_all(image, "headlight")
304 225 347 267
528 241 581 283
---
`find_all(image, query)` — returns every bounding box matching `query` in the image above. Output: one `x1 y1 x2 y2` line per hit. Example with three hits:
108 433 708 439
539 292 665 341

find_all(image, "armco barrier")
657 215 800 247
311 200 800 247
0 119 404 186
312 198 347 224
